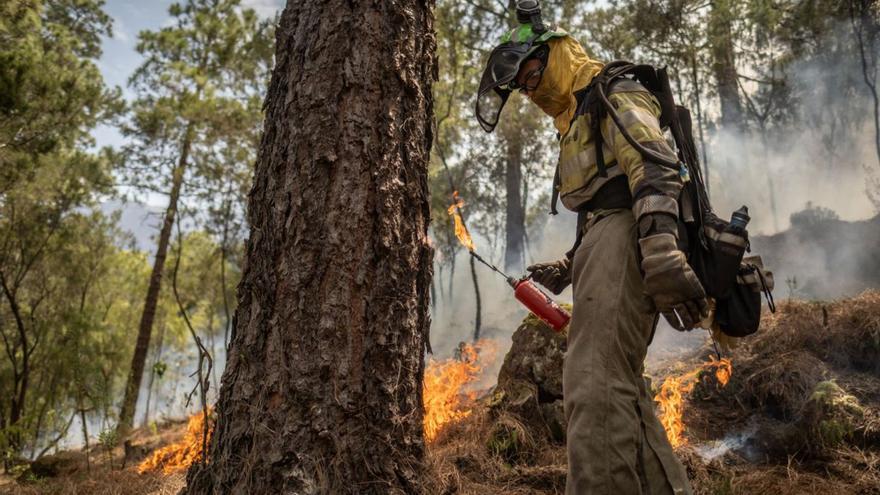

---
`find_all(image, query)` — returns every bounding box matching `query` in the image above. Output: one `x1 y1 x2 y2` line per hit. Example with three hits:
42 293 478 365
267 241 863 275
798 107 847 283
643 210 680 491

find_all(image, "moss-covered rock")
491 309 568 444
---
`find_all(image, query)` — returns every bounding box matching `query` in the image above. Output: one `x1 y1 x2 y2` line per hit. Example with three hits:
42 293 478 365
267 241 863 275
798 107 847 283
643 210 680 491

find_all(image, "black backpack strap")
550 163 561 215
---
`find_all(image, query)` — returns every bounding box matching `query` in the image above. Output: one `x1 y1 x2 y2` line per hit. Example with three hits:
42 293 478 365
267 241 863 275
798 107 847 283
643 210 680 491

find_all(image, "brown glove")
639 233 708 331
526 258 571 295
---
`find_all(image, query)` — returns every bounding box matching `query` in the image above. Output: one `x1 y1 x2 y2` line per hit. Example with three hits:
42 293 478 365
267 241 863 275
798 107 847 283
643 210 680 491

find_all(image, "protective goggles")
475 42 547 133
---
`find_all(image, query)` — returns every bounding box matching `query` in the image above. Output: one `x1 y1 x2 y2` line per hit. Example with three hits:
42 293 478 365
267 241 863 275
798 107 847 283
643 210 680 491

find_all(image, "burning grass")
428 290 880 494
655 356 732 448
137 409 213 475
7 291 880 494
424 339 499 442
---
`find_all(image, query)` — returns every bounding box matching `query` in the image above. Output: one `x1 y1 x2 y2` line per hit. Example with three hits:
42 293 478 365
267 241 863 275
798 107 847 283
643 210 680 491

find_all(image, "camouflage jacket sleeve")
600 87 683 238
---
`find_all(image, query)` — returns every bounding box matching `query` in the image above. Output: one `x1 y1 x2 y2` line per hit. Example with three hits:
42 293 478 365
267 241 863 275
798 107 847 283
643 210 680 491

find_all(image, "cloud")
240 0 284 18
112 16 131 43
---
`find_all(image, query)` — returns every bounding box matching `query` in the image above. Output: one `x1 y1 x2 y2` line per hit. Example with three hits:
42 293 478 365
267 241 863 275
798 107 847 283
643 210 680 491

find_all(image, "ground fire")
654 356 732 448
423 340 498 442
138 409 213 475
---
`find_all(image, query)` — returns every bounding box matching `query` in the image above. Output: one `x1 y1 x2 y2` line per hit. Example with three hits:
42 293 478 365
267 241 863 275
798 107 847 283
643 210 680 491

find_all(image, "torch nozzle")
467 250 511 280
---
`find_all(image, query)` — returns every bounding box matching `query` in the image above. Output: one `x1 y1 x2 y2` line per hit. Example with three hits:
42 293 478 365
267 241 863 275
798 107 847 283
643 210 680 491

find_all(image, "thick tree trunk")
118 127 192 434
709 0 744 132
183 1 435 493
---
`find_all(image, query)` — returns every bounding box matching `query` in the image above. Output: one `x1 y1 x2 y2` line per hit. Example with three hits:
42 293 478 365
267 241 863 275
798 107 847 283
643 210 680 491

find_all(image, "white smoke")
429 24 880 362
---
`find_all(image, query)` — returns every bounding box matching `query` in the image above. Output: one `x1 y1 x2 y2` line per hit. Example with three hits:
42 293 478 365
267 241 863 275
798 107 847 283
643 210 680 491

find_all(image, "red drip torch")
466 250 571 333
507 277 571 332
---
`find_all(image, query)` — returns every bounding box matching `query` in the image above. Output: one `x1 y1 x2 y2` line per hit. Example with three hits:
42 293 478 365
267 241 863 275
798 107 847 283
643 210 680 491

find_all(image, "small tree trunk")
470 255 482 342
709 0 744 132
118 125 193 435
141 321 166 428
851 0 880 167
690 54 710 199
183 1 435 493
504 154 525 272
80 406 90 472
0 271 30 452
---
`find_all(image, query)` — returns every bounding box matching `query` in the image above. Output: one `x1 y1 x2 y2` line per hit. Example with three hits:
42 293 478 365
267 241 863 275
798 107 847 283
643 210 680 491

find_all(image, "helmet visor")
475 42 534 133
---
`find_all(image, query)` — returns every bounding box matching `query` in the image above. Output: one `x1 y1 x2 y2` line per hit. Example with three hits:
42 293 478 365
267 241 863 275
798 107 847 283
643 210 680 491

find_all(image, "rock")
491 312 568 444
540 400 566 443
497 313 567 400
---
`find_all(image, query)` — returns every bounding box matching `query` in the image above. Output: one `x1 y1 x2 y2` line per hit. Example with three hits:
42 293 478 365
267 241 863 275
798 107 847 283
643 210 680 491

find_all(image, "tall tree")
849 0 880 167
0 0 119 459
184 1 435 493
708 0 745 132
117 0 272 434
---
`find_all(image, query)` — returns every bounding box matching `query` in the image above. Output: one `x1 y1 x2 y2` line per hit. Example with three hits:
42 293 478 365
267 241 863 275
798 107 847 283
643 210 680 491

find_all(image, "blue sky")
93 0 284 150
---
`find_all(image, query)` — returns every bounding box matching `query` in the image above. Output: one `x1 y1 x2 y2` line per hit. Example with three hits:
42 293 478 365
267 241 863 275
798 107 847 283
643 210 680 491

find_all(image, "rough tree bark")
183 1 435 493
118 126 192 435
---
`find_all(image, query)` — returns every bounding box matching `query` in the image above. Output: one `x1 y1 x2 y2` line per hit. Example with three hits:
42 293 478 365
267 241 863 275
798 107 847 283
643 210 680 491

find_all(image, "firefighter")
475 10 704 495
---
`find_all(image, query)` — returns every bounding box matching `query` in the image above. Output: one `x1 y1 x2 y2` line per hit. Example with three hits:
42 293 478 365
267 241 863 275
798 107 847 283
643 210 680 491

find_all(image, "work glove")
526 258 571 295
638 233 709 331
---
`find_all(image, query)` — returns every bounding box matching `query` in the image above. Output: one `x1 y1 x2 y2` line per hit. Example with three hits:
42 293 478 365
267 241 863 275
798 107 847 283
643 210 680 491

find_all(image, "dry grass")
0 419 190 495
425 407 566 495
4 292 880 494
1 470 185 495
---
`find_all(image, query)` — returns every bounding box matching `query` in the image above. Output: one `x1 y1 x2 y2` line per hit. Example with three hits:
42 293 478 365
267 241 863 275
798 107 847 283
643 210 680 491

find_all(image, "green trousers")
564 209 692 495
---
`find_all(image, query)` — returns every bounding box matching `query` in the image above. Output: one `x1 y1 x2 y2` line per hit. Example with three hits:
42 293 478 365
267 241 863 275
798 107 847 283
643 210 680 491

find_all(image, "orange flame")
654 356 732 448
447 191 475 252
138 409 213 475
423 340 497 442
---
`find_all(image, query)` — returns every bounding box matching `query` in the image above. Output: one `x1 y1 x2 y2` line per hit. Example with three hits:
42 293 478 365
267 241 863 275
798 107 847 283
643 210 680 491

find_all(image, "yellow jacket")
532 37 681 211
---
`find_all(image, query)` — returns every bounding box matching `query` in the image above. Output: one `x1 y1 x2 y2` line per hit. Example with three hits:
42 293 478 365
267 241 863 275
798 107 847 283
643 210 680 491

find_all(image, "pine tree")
183 1 435 492
116 0 272 435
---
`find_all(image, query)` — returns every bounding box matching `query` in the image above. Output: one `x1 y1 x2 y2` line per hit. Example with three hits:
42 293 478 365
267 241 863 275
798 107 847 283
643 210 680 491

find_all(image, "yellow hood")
529 36 604 136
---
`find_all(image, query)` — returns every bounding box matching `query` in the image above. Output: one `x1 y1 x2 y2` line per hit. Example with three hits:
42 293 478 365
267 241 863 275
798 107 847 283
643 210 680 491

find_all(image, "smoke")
430 23 880 366
706 124 877 237
707 21 879 234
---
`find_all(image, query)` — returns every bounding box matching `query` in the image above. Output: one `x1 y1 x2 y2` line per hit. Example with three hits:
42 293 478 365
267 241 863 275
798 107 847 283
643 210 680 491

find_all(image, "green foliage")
120 0 272 207
807 380 864 448
0 0 121 187
0 0 130 459
430 0 575 267
790 202 841 228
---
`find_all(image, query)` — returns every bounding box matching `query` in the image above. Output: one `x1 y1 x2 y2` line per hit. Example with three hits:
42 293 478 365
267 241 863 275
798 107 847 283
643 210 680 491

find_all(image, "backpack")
579 61 776 337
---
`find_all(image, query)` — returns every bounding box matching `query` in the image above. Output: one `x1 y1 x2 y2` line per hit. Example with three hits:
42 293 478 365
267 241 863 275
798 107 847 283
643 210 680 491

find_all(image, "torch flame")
423 339 497 442
447 191 475 252
138 409 213 475
654 356 732 448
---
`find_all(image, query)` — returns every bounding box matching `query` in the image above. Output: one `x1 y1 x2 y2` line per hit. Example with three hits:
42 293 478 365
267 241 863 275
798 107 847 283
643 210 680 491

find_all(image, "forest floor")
0 420 188 495
3 292 880 495
427 291 880 494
